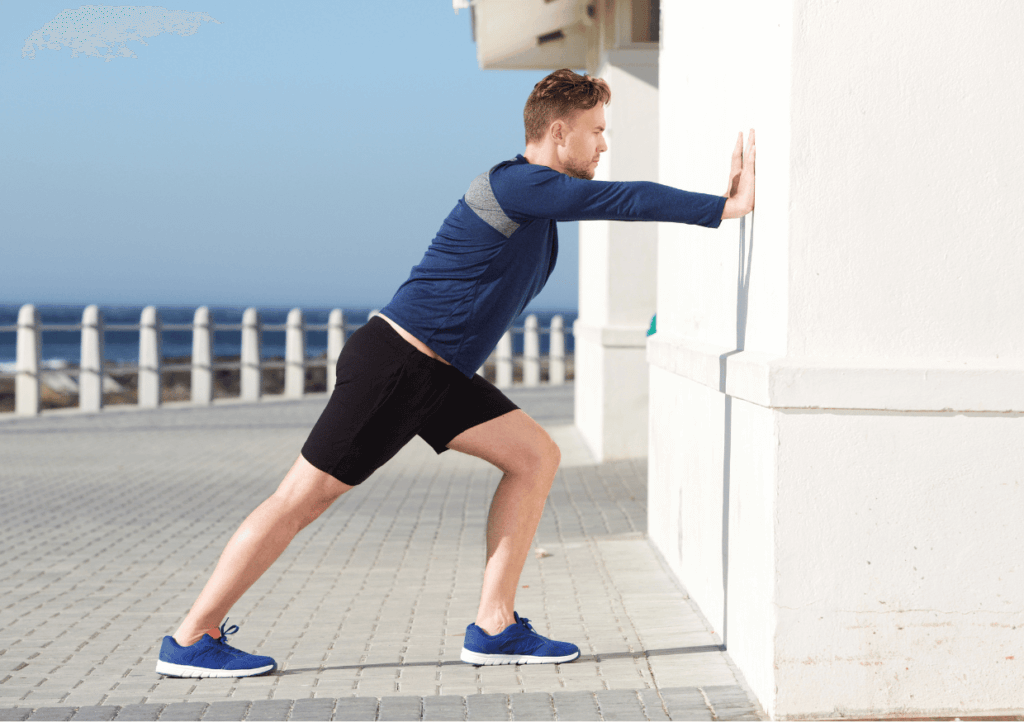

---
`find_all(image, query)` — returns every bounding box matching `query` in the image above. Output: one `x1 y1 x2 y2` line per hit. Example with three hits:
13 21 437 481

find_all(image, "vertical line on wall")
720 212 755 648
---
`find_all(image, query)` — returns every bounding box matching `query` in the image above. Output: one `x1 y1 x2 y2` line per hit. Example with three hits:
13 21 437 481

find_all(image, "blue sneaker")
155 621 276 678
461 612 580 665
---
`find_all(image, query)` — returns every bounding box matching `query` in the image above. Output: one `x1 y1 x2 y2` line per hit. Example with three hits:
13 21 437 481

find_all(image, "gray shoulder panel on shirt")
465 169 520 239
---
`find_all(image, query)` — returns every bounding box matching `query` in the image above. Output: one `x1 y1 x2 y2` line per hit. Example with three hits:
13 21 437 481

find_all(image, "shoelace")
217 619 241 647
515 613 535 633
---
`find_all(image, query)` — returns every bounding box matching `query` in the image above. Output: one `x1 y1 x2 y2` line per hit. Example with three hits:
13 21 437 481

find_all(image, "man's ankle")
475 614 514 636
173 626 217 647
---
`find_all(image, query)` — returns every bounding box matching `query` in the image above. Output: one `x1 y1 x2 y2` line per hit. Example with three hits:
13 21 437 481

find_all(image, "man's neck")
523 146 562 174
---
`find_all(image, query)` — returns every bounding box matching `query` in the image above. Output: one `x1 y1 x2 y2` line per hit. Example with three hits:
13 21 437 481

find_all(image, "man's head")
523 68 611 180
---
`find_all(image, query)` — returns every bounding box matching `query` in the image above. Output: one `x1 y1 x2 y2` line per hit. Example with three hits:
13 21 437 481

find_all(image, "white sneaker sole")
155 660 275 678
460 648 580 665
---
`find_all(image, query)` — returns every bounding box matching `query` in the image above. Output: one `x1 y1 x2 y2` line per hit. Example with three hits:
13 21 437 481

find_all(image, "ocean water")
0 305 578 367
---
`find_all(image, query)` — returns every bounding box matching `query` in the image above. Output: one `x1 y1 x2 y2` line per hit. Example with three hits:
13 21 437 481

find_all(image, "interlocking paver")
637 688 669 722
198 700 251 722
158 701 208 721
26 709 75 722
507 692 553 721
657 688 714 721
377 696 422 721
550 691 598 721
420 695 465 721
287 698 335 720
464 694 508 721
112 703 163 720
593 690 644 721
244 700 292 721
0 386 762 721
331 698 378 721
68 706 120 721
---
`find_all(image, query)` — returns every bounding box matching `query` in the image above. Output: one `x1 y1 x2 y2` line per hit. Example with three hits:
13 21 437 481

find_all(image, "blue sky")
1 2 580 310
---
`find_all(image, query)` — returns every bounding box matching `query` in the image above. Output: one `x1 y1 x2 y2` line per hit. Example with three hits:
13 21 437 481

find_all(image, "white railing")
1 305 572 416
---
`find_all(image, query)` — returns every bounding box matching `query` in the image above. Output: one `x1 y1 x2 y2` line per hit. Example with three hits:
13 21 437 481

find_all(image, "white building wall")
575 49 659 460
774 411 1024 713
649 0 1024 718
788 0 1024 363
651 1 791 708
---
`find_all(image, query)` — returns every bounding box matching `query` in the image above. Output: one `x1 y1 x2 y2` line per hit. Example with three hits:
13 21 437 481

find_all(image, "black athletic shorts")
301 316 519 486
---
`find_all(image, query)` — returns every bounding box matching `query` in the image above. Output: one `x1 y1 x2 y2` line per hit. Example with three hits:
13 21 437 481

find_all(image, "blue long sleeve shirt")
380 154 726 377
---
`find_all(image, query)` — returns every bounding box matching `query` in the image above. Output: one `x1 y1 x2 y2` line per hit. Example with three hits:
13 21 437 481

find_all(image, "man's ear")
549 119 567 147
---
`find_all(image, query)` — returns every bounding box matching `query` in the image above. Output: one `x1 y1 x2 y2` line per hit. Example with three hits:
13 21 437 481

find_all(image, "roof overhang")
469 0 592 70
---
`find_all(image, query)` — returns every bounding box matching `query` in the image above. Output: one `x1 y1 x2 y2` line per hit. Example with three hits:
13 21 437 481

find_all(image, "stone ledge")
647 333 1024 413
573 321 649 349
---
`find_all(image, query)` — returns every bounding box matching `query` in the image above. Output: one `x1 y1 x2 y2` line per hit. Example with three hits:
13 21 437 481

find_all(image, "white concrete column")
79 305 104 413
285 308 305 398
327 309 344 390
15 304 41 416
549 315 565 386
495 330 513 388
523 314 540 386
240 308 261 402
647 2 1024 717
138 306 161 408
191 307 213 405
575 48 659 461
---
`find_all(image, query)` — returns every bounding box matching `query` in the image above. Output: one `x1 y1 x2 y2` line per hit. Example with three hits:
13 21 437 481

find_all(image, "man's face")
557 104 607 180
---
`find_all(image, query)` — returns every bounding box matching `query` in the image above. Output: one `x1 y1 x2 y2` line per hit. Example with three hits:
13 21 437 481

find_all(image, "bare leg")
447 410 560 636
173 454 353 645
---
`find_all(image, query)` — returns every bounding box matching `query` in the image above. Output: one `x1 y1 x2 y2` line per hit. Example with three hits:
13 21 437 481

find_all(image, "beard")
563 157 595 180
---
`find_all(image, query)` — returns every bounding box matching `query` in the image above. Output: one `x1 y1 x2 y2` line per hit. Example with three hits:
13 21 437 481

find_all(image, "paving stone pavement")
0 385 763 721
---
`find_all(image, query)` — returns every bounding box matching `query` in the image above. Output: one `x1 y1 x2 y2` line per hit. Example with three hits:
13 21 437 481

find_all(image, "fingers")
728 130 755 203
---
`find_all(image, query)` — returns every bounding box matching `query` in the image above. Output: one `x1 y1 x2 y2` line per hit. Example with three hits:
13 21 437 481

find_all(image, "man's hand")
722 129 755 219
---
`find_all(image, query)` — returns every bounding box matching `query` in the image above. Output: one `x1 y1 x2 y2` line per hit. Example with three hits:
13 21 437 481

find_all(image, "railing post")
285 307 305 398
15 304 41 416
496 330 513 388
549 314 565 386
80 305 104 412
327 309 344 390
524 314 540 387
241 307 262 402
138 306 162 408
192 306 213 405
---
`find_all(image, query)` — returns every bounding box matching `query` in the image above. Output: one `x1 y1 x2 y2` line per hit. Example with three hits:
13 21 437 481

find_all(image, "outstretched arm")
722 129 755 219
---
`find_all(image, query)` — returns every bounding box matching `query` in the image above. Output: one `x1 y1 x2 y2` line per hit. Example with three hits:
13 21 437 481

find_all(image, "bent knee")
515 432 560 480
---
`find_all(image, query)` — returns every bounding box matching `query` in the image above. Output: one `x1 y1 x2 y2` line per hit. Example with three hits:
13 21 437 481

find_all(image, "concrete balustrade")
240 308 261 402
15 304 41 416
549 314 565 386
285 308 305 398
523 314 540 387
327 309 344 390
138 306 161 408
495 330 513 388
79 305 104 413
191 306 214 406
3 304 572 414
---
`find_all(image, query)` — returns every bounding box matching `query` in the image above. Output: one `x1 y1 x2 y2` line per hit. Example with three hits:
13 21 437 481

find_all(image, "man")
155 68 755 678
